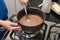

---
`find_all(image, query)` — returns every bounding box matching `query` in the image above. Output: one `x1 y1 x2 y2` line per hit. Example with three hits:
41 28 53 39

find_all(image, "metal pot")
17 7 45 33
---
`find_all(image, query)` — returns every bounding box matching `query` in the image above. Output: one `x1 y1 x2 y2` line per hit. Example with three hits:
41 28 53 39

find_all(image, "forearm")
0 20 5 26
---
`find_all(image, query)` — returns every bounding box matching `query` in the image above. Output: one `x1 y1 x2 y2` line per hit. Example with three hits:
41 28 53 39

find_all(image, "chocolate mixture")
19 15 43 27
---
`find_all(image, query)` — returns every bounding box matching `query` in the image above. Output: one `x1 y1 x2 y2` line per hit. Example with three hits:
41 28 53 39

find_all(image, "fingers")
8 26 22 31
9 22 22 31
20 0 28 6
20 2 28 6
12 26 22 31
17 26 22 31
11 22 18 27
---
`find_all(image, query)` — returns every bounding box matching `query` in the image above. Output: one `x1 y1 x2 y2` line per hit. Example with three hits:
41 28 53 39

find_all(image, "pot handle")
9 15 17 22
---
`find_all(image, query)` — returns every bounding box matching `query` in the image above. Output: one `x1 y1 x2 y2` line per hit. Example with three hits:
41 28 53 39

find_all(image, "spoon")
24 5 31 22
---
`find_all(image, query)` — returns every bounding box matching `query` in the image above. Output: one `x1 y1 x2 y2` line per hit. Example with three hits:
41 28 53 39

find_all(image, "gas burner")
12 31 43 40
15 30 40 38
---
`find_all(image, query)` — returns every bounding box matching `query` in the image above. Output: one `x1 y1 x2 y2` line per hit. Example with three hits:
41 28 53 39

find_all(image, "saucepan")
16 7 46 34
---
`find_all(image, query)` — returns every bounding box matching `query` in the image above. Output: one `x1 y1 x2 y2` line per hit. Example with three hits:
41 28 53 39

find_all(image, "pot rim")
17 7 46 27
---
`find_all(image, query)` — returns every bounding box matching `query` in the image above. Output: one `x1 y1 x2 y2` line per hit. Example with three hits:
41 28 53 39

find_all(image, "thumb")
11 22 18 27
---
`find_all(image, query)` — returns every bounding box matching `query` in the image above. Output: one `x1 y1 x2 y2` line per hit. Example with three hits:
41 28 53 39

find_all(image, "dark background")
29 0 60 23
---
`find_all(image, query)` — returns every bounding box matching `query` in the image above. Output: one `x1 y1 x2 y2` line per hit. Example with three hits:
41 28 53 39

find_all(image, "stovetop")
7 22 47 40
2 21 60 40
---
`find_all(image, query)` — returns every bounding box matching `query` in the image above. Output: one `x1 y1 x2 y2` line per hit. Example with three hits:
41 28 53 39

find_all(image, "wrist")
0 20 5 26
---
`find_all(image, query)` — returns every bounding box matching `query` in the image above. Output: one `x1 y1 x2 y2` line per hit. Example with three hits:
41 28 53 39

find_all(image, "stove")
1 19 60 40
1 21 48 40
8 23 47 40
47 23 60 40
